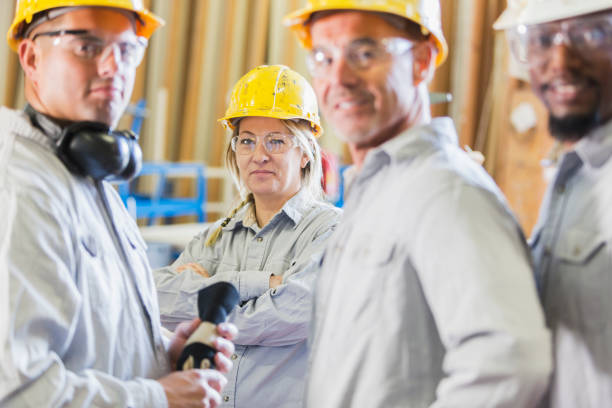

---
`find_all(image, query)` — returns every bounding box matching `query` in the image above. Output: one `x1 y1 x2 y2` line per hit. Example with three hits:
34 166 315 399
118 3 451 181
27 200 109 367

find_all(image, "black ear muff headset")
25 105 142 181
57 121 142 181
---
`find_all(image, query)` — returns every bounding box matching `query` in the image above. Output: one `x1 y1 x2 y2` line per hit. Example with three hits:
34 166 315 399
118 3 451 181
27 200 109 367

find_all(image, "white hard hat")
494 0 612 30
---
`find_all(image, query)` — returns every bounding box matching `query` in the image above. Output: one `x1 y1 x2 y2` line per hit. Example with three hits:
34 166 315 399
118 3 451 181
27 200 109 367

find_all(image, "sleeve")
0 190 167 408
412 184 552 408
229 212 339 347
155 209 339 347
154 227 220 326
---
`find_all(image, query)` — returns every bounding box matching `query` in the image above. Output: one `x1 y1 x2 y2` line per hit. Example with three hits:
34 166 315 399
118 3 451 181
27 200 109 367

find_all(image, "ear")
18 39 40 84
411 42 435 86
300 152 310 169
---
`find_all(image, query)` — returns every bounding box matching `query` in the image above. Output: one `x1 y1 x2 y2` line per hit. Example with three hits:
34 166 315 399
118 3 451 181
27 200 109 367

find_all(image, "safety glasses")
32 29 148 69
231 133 297 155
509 13 612 67
306 36 415 78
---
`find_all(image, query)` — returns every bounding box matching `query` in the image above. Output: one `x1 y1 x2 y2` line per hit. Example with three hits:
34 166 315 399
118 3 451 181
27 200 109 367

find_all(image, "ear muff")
56 121 143 181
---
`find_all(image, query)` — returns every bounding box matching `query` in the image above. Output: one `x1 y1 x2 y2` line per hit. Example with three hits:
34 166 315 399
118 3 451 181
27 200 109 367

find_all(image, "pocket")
80 234 121 319
342 242 396 323
554 229 610 333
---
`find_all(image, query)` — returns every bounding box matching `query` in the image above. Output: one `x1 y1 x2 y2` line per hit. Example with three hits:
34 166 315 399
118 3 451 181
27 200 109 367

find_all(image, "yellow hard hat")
494 0 612 30
283 0 448 67
7 0 164 51
219 65 323 137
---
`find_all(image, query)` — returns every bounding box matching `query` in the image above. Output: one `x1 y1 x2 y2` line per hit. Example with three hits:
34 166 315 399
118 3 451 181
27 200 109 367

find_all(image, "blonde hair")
206 118 323 247
205 194 254 247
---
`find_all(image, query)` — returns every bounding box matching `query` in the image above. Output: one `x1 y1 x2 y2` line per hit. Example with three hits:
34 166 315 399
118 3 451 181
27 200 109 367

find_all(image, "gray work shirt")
0 107 170 407
531 119 612 408
307 118 552 407
154 189 340 408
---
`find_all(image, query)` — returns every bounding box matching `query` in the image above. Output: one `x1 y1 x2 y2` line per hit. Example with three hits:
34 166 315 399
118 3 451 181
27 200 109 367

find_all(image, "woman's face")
235 117 308 202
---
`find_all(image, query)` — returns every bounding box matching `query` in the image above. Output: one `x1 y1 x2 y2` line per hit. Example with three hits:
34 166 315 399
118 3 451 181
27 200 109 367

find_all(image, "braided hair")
205 194 254 247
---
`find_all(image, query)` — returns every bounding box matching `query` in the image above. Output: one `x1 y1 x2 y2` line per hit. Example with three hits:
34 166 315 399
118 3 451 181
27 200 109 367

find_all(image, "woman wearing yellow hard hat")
154 65 341 407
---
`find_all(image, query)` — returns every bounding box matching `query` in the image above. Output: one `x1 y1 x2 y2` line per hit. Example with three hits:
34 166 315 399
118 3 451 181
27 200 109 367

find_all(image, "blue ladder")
117 161 207 225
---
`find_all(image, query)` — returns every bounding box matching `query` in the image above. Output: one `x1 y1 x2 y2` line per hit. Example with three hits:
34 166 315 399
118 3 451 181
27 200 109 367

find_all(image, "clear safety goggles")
306 37 415 78
509 13 612 67
231 133 297 155
32 29 148 69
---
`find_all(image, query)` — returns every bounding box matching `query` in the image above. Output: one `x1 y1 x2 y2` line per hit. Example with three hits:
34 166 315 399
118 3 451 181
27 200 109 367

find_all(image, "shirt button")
544 246 552 256
224 396 230 402
256 237 263 242
556 185 565 194
231 353 238 360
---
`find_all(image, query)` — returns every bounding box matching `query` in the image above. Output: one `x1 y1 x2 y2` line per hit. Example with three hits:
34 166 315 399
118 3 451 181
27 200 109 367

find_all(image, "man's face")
309 11 423 148
526 10 612 140
22 8 141 127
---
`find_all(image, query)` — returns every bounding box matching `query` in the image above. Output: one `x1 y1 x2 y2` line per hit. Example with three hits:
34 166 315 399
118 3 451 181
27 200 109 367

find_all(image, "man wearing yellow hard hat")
0 1 236 407
495 1 612 407
284 1 552 406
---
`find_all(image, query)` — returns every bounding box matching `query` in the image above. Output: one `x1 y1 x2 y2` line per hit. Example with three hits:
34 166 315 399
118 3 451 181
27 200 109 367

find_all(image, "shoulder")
1 108 75 200
305 199 342 224
293 200 342 242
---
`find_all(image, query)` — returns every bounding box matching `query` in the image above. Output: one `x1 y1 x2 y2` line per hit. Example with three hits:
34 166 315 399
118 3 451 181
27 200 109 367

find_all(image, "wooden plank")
246 0 271 70
163 0 194 161
430 0 455 118
450 0 486 148
179 0 209 162
193 0 226 162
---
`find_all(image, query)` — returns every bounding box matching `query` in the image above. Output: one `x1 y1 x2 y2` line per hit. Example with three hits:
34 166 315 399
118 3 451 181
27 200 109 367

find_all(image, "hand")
177 262 210 278
168 319 238 372
269 275 282 289
158 369 227 408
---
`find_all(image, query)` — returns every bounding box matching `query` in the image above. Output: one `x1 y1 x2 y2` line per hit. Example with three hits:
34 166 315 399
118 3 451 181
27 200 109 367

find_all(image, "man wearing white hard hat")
285 1 552 406
0 1 237 407
495 1 612 407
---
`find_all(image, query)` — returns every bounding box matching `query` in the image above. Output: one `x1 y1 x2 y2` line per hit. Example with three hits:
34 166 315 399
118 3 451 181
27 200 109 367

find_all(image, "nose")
329 56 360 88
546 42 580 73
98 44 122 77
251 140 270 163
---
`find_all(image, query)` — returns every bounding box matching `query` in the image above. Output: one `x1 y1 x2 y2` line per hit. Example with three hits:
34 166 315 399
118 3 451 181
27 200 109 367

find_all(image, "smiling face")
309 11 426 149
19 8 139 127
235 117 308 203
526 11 612 141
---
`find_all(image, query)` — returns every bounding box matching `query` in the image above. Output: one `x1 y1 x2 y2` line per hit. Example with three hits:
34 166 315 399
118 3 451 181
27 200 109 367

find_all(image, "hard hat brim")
283 4 449 67
7 2 165 52
219 112 323 138
494 3 612 30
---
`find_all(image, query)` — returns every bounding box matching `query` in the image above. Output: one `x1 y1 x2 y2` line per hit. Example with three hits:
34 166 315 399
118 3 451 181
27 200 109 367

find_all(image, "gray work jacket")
532 119 612 408
0 107 170 407
307 118 552 407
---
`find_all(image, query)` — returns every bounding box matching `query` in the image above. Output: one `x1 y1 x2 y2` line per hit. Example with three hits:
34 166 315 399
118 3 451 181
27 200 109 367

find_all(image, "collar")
356 117 458 183
0 106 57 151
222 188 314 232
24 104 64 143
573 119 612 170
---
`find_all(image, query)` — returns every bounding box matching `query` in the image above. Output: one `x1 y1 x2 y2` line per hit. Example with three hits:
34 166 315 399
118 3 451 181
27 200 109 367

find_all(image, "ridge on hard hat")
219 65 323 138
283 0 448 67
494 0 612 30
7 0 165 51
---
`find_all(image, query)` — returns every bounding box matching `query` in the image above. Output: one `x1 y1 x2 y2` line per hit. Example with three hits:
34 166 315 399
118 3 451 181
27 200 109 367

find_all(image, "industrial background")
0 0 554 235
